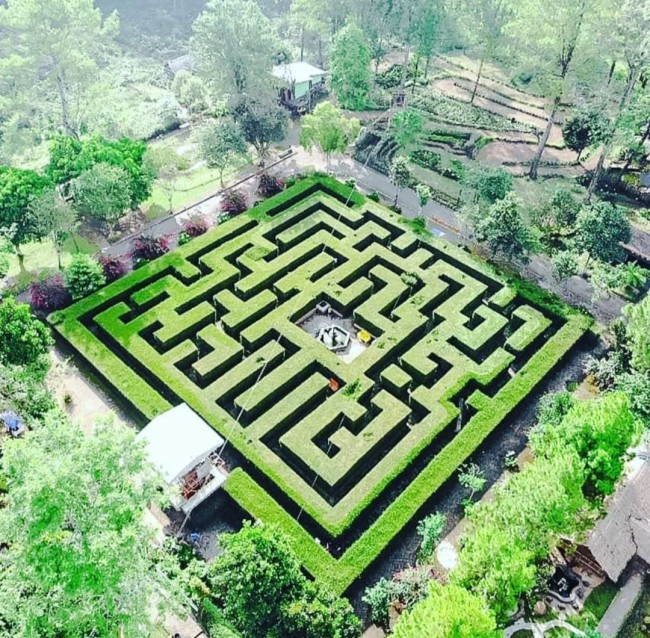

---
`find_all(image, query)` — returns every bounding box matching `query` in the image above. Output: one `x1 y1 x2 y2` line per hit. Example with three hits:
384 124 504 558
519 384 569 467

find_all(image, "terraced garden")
50 176 591 593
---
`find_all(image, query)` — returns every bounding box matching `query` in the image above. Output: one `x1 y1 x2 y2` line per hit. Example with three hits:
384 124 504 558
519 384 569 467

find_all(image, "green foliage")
0 414 179 638
392 582 499 638
463 164 513 204
64 254 106 300
191 0 280 97
48 135 154 208
232 95 288 158
391 109 424 152
389 155 412 205
532 189 581 233
615 372 650 428
0 360 55 420
552 250 579 282
329 22 373 110
71 162 132 221
51 177 590 594
300 103 361 168
0 0 119 139
0 297 52 368
574 201 631 264
458 462 487 501
417 512 446 561
0 166 52 248
454 451 587 619
415 183 432 211
197 119 248 186
530 393 637 495
208 522 360 638
172 71 211 116
562 106 609 159
624 295 650 373
474 192 532 263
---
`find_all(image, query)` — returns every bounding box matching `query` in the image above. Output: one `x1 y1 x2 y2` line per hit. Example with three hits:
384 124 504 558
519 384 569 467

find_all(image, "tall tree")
0 166 52 269
587 0 650 198
0 0 119 139
574 200 631 264
300 102 361 170
0 414 183 637
197 119 248 187
390 108 424 153
26 189 77 269
191 0 280 98
329 22 373 111
232 96 288 159
510 0 592 180
354 0 393 72
389 155 412 207
459 0 512 103
624 294 650 374
71 162 132 222
473 192 531 263
0 297 52 368
392 582 498 638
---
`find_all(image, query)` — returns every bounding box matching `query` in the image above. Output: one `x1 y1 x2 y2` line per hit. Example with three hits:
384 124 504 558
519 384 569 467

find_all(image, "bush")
410 149 441 171
257 172 285 198
64 254 106 300
367 191 381 202
29 274 72 312
417 512 446 562
131 234 171 266
98 255 128 283
221 190 249 215
0 297 53 368
179 216 211 245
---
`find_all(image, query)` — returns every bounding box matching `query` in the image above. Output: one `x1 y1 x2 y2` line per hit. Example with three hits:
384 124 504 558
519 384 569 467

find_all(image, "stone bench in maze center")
51 180 590 590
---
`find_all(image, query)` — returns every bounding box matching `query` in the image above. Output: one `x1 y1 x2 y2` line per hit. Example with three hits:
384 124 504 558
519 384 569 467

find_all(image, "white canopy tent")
137 403 227 513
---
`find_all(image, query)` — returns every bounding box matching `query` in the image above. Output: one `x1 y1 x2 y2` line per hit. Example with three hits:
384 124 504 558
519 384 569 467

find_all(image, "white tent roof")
137 404 224 484
272 61 326 85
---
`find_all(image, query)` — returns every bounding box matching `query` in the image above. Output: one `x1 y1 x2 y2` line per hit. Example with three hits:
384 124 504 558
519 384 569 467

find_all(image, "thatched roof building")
586 462 650 582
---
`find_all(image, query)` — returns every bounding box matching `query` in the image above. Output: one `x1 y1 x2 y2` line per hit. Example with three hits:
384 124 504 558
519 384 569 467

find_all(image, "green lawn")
144 158 252 219
2 234 97 293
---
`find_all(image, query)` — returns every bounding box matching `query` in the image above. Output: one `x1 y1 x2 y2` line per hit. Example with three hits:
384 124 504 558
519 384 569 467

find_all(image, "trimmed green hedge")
52 175 592 592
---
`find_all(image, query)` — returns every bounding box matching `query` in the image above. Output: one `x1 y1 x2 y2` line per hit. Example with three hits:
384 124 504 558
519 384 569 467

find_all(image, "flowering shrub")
98 255 128 283
220 190 248 216
131 234 171 267
29 273 72 312
257 172 285 198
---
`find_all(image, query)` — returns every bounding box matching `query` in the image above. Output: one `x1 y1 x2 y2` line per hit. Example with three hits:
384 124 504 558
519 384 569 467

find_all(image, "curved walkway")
504 618 586 638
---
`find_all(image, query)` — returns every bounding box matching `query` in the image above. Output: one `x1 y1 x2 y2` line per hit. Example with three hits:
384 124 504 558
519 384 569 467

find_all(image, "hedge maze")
52 176 591 593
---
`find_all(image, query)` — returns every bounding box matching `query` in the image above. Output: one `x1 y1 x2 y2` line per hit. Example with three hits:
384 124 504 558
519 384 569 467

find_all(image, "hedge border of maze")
50 174 592 593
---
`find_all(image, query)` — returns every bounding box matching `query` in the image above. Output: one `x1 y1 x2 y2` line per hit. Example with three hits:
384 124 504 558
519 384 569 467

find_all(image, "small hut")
272 61 327 114
585 461 650 582
137 403 227 514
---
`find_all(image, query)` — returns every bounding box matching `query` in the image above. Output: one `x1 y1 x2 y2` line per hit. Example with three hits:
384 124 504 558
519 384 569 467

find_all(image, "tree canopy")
191 0 281 98
392 582 498 638
0 414 181 638
300 102 360 170
329 22 373 110
0 297 52 368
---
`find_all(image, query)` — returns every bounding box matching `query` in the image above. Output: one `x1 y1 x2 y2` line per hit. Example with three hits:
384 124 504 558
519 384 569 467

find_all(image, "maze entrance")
52 177 590 592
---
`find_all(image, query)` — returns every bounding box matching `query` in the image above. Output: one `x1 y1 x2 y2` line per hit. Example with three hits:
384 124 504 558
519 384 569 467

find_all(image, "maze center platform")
52 178 590 590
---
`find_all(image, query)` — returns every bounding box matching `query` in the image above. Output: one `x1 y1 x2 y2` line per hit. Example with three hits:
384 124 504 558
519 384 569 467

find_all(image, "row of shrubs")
30 173 286 313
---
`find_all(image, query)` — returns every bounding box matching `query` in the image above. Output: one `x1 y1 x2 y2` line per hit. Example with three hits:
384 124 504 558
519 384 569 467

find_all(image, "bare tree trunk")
619 119 650 181
424 55 432 79
56 70 79 139
318 37 324 68
15 245 25 273
300 27 305 62
529 96 560 180
411 54 420 95
588 67 640 199
607 59 616 85
470 55 485 104
398 45 411 104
